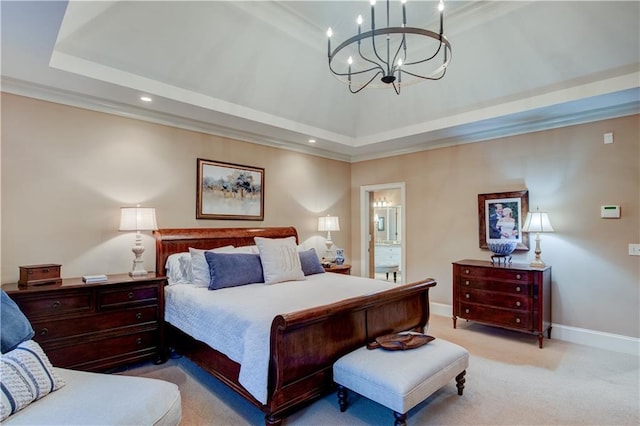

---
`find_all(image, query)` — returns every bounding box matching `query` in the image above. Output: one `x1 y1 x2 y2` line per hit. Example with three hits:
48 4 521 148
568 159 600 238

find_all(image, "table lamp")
119 206 158 276
522 208 554 267
318 215 340 250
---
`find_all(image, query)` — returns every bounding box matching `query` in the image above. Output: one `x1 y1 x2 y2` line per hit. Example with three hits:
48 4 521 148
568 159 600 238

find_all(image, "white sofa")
4 366 181 425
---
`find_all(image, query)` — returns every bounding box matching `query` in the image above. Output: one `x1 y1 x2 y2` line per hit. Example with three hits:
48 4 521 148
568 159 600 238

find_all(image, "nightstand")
323 264 351 275
2 273 166 371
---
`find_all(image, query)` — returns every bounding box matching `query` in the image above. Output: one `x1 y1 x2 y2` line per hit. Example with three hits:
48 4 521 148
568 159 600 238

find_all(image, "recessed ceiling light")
140 96 152 102
308 139 316 143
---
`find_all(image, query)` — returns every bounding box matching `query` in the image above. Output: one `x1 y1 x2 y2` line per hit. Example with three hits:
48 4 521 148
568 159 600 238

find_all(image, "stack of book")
82 274 108 284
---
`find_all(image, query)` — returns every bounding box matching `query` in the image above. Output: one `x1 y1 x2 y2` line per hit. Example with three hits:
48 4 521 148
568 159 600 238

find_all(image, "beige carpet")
123 314 639 425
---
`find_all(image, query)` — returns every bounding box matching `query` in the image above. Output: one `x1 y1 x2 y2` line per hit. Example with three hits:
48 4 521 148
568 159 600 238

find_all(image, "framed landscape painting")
478 190 529 251
196 158 264 220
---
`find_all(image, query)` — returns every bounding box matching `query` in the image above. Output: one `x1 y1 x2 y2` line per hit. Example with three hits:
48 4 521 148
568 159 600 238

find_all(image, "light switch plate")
629 244 640 256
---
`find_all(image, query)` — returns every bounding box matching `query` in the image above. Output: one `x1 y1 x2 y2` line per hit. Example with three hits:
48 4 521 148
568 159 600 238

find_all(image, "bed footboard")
265 278 436 424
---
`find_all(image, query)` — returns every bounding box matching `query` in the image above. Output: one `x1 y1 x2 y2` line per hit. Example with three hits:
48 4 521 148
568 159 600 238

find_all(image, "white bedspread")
164 273 394 404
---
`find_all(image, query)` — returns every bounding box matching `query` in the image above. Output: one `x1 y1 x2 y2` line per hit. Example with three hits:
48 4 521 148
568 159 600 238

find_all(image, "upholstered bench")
333 338 469 426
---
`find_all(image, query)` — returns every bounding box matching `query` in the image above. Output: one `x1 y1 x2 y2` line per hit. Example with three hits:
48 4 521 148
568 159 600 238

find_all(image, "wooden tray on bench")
367 332 435 351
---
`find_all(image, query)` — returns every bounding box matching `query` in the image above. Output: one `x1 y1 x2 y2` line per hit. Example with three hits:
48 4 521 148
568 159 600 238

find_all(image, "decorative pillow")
204 252 264 290
299 248 326 276
1 290 35 353
189 246 235 286
0 340 65 421
227 245 259 254
165 252 191 285
254 236 305 284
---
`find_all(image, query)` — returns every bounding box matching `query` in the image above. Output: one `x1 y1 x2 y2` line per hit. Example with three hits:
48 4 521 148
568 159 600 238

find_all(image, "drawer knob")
516 301 521 307
464 269 470 274
136 312 142 320
51 301 61 310
516 274 521 280
128 292 135 299
465 309 470 314
42 268 50 273
464 280 470 286
40 328 49 336
465 293 470 299
136 338 143 346
516 286 521 292
515 318 521 323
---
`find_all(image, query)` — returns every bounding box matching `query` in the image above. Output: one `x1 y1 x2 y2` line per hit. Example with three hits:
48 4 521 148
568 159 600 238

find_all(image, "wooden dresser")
452 259 551 348
3 273 165 371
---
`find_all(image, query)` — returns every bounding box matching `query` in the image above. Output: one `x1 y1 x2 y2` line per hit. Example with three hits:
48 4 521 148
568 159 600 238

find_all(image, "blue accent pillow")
0 290 35 353
205 252 264 290
299 248 326 276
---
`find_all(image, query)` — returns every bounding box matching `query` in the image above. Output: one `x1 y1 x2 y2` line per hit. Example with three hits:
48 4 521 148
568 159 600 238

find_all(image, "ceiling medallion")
327 0 452 94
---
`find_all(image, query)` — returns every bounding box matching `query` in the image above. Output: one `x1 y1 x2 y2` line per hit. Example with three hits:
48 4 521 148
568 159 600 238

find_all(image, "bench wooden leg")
455 370 466 396
337 385 348 412
393 411 407 426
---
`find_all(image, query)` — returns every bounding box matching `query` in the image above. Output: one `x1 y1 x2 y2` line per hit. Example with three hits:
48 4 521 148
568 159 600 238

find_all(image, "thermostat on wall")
601 205 620 218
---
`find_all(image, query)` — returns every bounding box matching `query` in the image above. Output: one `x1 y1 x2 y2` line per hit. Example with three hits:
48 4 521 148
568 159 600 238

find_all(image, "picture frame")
478 190 529 250
196 158 264 220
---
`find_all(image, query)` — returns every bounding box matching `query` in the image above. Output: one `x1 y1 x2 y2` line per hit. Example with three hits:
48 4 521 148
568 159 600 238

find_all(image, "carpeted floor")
122 314 640 425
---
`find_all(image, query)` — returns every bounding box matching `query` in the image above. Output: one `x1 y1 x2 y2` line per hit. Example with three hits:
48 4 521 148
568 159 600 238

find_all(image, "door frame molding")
359 182 406 281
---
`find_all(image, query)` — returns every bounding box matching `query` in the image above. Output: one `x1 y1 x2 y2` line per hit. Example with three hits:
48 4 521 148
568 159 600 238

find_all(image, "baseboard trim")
430 303 639 356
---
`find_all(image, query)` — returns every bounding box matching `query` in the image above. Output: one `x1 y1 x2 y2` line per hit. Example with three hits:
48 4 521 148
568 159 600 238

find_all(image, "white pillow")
254 236 305 284
1 340 65 421
165 252 191 285
227 245 259 254
189 246 234 286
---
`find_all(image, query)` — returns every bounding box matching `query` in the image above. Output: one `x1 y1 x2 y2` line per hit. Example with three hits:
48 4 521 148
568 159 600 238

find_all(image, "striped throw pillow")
1 340 65 421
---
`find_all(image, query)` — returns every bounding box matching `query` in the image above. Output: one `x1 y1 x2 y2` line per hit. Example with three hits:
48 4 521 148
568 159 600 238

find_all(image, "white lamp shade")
119 207 158 232
318 216 340 232
522 211 554 233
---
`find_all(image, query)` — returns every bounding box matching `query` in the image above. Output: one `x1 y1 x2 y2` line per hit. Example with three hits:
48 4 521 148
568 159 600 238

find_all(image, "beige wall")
351 115 640 338
1 94 350 282
2 93 638 339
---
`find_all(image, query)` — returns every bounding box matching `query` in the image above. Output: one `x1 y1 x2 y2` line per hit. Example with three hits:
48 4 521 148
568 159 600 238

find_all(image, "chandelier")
326 0 452 94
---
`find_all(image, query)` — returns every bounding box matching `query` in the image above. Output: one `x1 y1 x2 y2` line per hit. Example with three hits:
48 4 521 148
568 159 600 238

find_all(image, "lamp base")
130 259 148 277
529 259 546 268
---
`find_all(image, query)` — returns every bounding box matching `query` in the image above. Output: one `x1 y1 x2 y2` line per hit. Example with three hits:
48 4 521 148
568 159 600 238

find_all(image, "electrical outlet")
629 244 640 256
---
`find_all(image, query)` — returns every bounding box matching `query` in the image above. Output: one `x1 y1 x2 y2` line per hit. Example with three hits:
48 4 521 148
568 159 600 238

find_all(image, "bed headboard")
153 227 299 276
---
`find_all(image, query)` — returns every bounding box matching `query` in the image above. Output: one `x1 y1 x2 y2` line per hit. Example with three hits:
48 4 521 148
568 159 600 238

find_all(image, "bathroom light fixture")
327 0 452 94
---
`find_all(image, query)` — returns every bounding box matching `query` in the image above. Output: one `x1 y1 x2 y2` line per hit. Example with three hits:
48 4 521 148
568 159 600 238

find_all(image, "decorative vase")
335 249 345 265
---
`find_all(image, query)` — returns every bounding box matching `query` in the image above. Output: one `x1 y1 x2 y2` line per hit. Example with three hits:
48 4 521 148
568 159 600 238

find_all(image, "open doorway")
359 183 406 284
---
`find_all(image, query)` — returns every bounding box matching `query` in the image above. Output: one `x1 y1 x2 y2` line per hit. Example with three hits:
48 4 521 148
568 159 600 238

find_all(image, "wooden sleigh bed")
154 227 436 425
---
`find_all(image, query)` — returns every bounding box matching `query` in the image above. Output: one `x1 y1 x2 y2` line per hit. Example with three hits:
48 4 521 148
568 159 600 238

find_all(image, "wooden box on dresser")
452 259 551 348
2 273 165 371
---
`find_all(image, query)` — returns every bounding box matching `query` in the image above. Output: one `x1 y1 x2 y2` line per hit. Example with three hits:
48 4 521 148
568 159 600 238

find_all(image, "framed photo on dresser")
478 190 529 251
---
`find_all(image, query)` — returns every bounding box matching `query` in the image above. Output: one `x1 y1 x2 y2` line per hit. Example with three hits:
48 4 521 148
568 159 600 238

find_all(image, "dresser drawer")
457 277 531 295
44 329 159 370
32 306 158 343
15 291 92 319
458 289 530 311
99 285 159 308
458 266 530 282
458 302 532 330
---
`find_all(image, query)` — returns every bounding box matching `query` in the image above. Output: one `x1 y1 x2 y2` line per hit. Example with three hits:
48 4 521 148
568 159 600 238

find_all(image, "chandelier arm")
402 36 451 67
400 66 447 81
349 71 384 93
329 63 382 78
389 35 407 77
358 38 387 76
